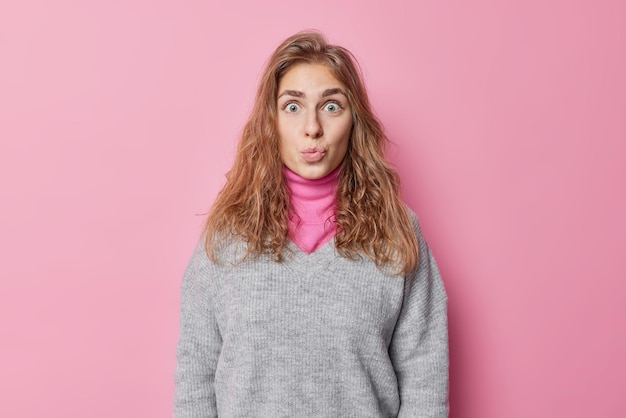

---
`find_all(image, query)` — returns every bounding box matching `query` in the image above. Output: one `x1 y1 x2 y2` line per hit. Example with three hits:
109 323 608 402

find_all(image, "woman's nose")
305 111 323 139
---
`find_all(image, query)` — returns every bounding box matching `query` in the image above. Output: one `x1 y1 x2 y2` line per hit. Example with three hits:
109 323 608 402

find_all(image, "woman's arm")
173 241 222 418
389 214 449 417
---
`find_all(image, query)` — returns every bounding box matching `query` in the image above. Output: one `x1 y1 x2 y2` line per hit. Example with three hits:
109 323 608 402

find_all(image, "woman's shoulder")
403 204 425 240
188 231 250 271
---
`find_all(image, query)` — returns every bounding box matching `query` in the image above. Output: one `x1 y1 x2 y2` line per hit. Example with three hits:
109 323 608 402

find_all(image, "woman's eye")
285 103 300 113
324 102 341 112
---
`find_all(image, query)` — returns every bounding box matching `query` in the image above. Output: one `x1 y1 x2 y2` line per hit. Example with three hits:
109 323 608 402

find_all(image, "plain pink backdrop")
1 1 624 417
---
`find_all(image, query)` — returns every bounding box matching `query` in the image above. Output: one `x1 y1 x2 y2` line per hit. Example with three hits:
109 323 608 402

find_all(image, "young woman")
174 31 449 417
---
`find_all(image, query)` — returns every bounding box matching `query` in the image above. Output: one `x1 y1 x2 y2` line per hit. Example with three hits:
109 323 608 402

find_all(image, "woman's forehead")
278 63 344 92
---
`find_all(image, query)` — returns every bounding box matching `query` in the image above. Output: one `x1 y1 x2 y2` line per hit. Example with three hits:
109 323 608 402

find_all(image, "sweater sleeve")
173 240 222 418
389 214 449 418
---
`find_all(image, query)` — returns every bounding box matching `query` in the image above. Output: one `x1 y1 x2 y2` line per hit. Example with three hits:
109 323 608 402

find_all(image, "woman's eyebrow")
321 88 346 97
277 90 304 99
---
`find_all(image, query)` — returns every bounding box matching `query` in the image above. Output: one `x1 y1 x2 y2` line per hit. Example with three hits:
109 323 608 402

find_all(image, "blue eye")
324 102 341 112
285 103 300 113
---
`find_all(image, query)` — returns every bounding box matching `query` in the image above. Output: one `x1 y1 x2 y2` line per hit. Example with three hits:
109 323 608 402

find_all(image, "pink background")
1 1 624 417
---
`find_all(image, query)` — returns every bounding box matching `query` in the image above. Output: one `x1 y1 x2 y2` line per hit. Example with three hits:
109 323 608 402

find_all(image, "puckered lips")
300 147 326 162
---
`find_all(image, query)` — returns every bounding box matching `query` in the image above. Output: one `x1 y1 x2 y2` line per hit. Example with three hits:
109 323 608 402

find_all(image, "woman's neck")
284 166 340 253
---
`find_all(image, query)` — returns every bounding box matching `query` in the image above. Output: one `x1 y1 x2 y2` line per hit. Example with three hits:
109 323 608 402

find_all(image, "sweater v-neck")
283 237 339 279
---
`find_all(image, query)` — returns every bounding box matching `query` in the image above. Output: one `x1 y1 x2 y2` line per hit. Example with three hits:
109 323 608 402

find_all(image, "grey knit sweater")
173 212 449 417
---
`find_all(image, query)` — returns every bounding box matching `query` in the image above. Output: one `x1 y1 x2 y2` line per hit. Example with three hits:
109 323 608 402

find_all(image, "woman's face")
276 63 353 180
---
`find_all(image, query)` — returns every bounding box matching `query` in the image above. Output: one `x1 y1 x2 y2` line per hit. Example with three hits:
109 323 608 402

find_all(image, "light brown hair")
205 30 419 275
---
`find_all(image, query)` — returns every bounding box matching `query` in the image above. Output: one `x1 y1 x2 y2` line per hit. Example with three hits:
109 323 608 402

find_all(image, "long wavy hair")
204 31 419 276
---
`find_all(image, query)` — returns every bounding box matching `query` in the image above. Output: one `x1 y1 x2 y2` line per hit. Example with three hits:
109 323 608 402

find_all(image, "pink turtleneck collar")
284 166 340 254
